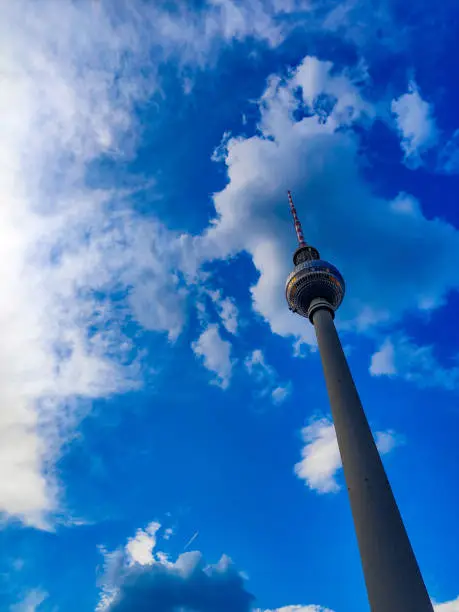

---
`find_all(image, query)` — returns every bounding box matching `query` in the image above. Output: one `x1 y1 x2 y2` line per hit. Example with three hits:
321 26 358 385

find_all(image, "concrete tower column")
309 298 433 612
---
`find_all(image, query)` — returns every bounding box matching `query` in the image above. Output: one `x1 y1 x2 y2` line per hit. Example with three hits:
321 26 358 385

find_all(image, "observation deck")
285 259 345 318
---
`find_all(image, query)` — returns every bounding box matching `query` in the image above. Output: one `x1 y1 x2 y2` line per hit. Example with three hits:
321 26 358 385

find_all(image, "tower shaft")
310 302 433 612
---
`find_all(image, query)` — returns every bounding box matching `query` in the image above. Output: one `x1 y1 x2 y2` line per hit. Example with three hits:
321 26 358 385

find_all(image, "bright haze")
1 1 459 611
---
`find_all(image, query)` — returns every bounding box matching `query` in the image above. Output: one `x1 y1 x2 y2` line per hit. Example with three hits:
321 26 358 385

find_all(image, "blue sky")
1 1 459 611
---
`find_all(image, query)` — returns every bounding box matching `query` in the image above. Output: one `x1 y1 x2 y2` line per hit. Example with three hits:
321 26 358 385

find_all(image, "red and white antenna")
287 190 306 248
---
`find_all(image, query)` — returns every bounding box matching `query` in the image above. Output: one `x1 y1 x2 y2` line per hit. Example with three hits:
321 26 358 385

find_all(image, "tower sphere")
284 190 345 320
285 246 345 320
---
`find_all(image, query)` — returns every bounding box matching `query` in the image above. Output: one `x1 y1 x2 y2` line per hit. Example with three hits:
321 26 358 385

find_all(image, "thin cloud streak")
183 531 200 551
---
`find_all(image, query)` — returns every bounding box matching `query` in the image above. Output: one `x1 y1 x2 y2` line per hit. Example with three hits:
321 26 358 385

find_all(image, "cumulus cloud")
370 335 459 390
294 419 342 493
98 512 458 612
98 521 341 612
192 56 459 347
392 82 439 167
97 522 253 612
104 552 253 612
192 324 234 389
295 418 400 493
125 522 162 567
244 349 291 405
293 56 372 123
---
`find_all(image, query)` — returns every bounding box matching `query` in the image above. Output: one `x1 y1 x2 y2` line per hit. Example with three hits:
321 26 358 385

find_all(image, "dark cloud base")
106 552 254 612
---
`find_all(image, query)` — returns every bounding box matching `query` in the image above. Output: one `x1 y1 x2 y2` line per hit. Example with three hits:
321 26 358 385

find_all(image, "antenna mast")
287 190 306 248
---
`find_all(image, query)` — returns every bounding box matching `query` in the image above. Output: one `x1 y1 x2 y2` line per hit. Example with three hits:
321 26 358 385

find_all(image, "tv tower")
285 191 433 611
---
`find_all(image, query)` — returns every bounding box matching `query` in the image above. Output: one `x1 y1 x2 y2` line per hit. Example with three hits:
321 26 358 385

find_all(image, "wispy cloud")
0 1 161 527
208 290 239 335
10 590 47 612
438 130 459 175
370 335 459 391
244 349 291 405
183 530 200 551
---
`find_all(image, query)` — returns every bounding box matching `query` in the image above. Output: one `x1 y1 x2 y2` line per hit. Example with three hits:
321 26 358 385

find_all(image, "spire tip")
287 190 306 248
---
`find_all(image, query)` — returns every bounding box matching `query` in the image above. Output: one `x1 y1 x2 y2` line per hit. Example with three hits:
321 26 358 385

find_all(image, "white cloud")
294 419 342 493
293 56 372 124
271 385 292 405
208 290 239 334
370 335 459 390
124 0 324 71
295 418 400 493
163 527 174 540
0 2 144 528
0 0 205 527
99 518 457 612
390 192 423 216
97 548 126 612
244 349 291 405
192 324 234 389
125 522 162 566
10 590 47 612
374 430 400 455
192 56 459 348
97 522 170 611
0 0 340 531
1 0 454 532
0 0 354 530
435 596 459 611
1 0 311 528
392 82 439 167
369 338 397 376
97 523 248 612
